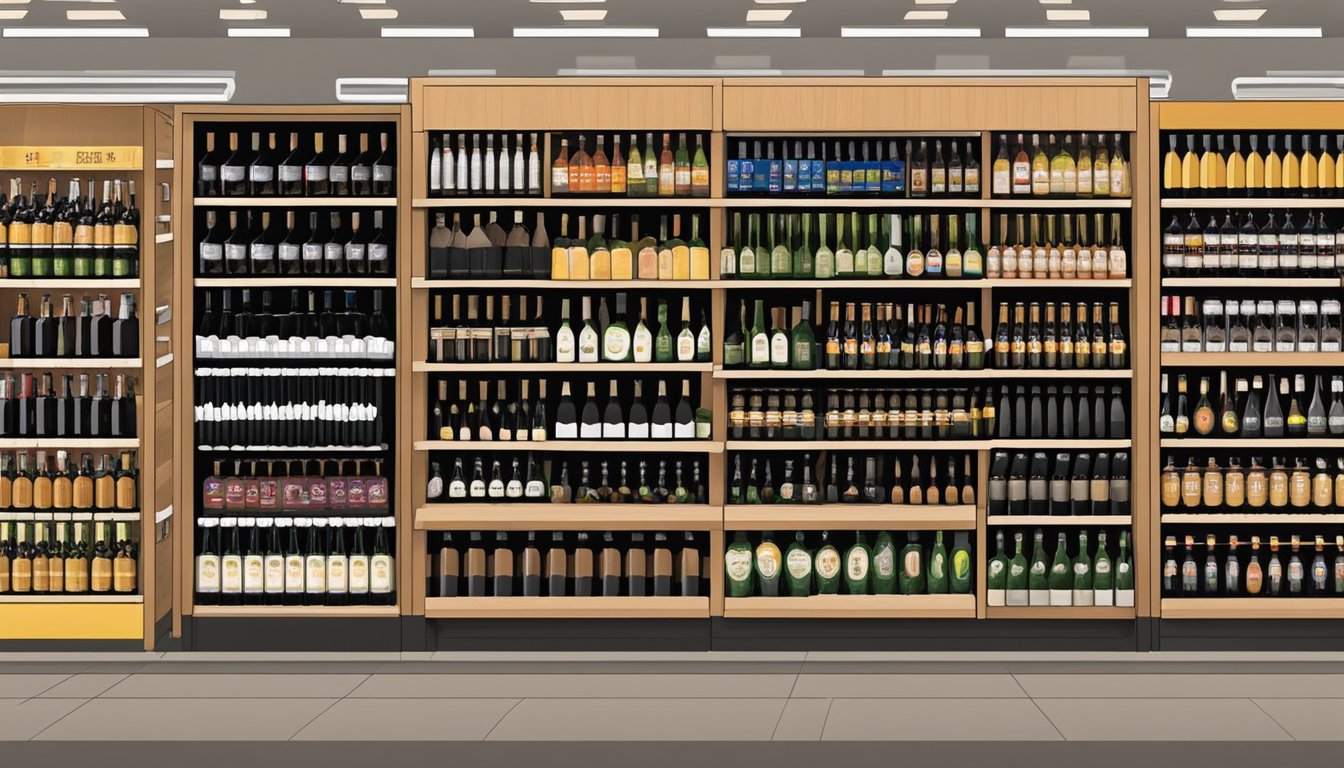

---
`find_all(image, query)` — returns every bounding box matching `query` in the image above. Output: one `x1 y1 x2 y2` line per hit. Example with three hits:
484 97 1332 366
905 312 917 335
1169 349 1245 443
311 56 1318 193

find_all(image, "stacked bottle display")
1161 453 1344 514
552 132 710 198
725 530 973 597
727 452 975 507
985 213 1129 280
727 136 979 198
989 132 1132 199
1159 370 1344 440
1161 132 1344 198
0 178 140 279
8 292 138 359
1160 295 1341 353
429 132 543 198
986 450 1131 518
0 521 137 595
1160 532 1344 598
428 455 709 505
427 211 710 281
197 209 392 277
194 288 393 361
1162 210 1344 278
986 528 1134 607
195 127 395 198
428 531 707 598
0 449 139 513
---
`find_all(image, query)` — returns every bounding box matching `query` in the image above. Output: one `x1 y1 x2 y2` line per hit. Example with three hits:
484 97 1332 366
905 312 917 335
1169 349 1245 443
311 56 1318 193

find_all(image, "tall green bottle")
1027 528 1049 606
844 531 871 595
987 530 1009 606
793 213 814 278
1072 530 1093 606
927 530 949 594
1116 530 1135 607
899 532 926 595
755 531 782 597
1093 530 1113 606
871 531 897 595
725 532 754 598
1049 531 1072 606
814 531 841 594
1006 531 1028 606
785 532 813 596
950 531 973 594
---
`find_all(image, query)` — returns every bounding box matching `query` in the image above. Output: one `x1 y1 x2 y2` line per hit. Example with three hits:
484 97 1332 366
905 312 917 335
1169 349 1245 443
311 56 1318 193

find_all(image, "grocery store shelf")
413 439 722 453
717 278 992 288
1161 197 1344 209
191 605 399 618
197 197 398 207
0 594 143 604
724 198 1130 210
1162 277 1342 288
0 358 140 369
1161 513 1344 524
722 594 975 619
197 445 387 452
982 279 1132 288
195 277 397 288
409 277 1131 290
986 605 1134 620
714 367 1131 380
415 361 712 373
413 197 715 208
414 504 722 531
1162 352 1344 367
724 504 975 530
1161 597 1344 620
1161 438 1344 448
425 596 709 619
991 439 1132 449
986 515 1133 527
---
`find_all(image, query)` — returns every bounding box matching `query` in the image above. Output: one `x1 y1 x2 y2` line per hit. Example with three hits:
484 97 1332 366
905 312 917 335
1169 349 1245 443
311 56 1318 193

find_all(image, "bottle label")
369 244 388 263
304 165 328 182
196 554 220 592
374 164 393 183
264 555 284 592
200 243 223 263
221 164 246 182
348 557 370 592
874 547 895 578
756 549 779 579
279 165 303 182
370 554 394 593
329 166 350 183
221 555 242 592
244 555 265 593
279 243 300 264
285 555 304 592
786 549 812 580
815 549 841 580
751 333 769 363
603 328 630 360
725 549 753 582
249 165 274 183
352 165 373 182
302 243 323 263
250 244 276 263
847 549 870 581
326 558 348 594
225 244 247 263
305 555 326 592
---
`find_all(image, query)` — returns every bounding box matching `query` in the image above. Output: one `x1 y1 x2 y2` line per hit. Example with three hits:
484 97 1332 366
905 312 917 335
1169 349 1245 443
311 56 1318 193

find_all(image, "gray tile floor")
1 652 1342 742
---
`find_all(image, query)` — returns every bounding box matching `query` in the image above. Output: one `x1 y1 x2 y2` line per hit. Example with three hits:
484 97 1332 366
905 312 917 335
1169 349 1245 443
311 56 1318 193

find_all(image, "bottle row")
0 521 137 595
1 178 140 279
196 128 396 198
193 367 391 450
9 293 139 359
1162 211 1344 278
200 459 391 515
427 456 706 505
0 373 136 440
1161 533 1344 598
1162 133 1344 198
429 132 543 198
986 450 1132 518
427 531 707 598
1161 297 1341 354
0 451 139 513
1161 455 1344 514
725 530 973 597
553 132 710 198
985 213 1129 281
986 528 1134 607
198 210 392 277
1160 372 1344 439
194 516 396 605
990 132 1133 199
727 385 1128 442
728 137 980 199
729 453 975 507
194 289 394 361
992 301 1128 370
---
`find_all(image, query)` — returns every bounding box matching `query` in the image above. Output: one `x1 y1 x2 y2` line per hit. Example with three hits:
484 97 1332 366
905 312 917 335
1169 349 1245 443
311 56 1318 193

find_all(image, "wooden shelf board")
1161 198 1344 209
424 596 709 619
1161 438 1344 448
0 358 140 369
724 198 1131 210
726 440 992 451
0 280 140 289
986 605 1134 620
197 445 387 452
414 440 722 453
991 439 1132 449
724 504 975 530
722 594 975 619
413 197 715 208
413 278 716 289
1161 598 1344 620
1161 513 1344 524
987 516 1133 526
415 361 713 373
194 277 397 288
715 368 1131 380
410 277 1131 290
191 605 399 618
1162 352 1344 366
1162 277 1341 288
414 504 722 531
982 279 1132 288
0 438 139 449
0 594 143 604
196 197 398 207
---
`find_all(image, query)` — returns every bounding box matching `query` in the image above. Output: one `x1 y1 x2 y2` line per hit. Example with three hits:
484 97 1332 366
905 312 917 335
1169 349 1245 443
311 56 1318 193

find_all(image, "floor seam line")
1248 697 1296 740
818 697 835 740
482 698 525 741
286 673 369 741
26 696 95 742
770 660 805 738
19 674 74 705
1013 673 1067 742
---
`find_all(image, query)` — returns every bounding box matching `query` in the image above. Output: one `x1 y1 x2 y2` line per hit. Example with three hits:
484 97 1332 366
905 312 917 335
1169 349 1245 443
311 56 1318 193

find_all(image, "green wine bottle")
725 532 754 598
1027 528 1049 606
1093 530 1113 607
1116 530 1135 607
771 213 791 276
1072 529 1094 606
654 300 673 363
814 531 841 594
843 531 871 595
792 213 813 278
927 530 949 594
899 532 926 595
790 300 816 371
950 531 973 594
1049 531 1073 606
1006 531 1028 606
785 532 813 596
987 530 1009 606
871 531 897 595
755 532 782 597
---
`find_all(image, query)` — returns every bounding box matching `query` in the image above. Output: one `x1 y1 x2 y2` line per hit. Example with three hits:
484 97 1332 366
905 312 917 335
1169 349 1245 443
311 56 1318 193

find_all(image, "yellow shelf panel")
0 602 143 640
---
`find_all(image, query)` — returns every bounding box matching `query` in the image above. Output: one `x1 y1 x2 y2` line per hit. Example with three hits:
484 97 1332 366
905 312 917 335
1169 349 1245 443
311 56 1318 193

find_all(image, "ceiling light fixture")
529 0 606 3
515 26 658 37
1188 26 1319 37
0 10 25 19
0 73 235 103
335 77 408 103
1038 0 1073 4
915 0 957 4
1232 76 1344 100
561 9 608 21
3 26 147 37
904 10 948 20
381 26 474 37
1006 26 1148 37
843 26 980 37
708 26 800 37
66 9 123 20
1046 10 1090 21
220 9 268 21
358 8 397 19
746 9 791 21
1213 8 1267 21
227 27 291 37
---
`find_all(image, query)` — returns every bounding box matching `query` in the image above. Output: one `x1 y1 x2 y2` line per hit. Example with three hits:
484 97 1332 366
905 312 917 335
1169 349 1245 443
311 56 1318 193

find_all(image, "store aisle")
1 653 1342 743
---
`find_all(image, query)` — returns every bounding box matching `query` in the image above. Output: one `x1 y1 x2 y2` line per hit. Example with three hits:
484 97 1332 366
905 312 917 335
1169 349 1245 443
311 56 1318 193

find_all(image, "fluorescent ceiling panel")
4 26 146 36
915 0 957 4
1046 9 1090 21
358 8 397 19
529 0 605 3
708 26 799 37
1213 8 1267 21
227 27 290 37
1006 26 1148 37
0 74 235 103
219 9 267 20
381 26 474 37
515 26 657 36
1038 0 1072 4
746 9 791 21
753 0 805 3
844 26 980 37
904 10 948 20
65 9 122 19
0 10 25 18
561 9 608 20
1188 26 1320 37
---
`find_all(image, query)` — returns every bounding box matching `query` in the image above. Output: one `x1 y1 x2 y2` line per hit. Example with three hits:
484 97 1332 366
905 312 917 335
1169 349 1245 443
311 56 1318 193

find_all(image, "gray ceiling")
3 0 1338 39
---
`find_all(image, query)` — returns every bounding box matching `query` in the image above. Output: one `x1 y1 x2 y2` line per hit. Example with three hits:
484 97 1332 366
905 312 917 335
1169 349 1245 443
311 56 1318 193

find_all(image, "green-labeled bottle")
771 213 791 276
785 532 813 596
1116 530 1135 607
791 300 816 371
793 213 814 278
813 531 841 594
755 531 782 597
844 531 871 595
1005 531 1028 606
1093 530 1114 606
1072 529 1094 606
1049 531 1072 606
927 530 949 594
1027 528 1049 606
654 300 673 363
871 530 897 595
950 531 972 594
899 532 926 595
725 532 754 598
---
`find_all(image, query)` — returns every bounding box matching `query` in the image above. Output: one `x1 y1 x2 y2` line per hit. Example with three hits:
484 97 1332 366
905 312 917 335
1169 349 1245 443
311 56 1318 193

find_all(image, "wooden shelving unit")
723 594 975 619
1162 352 1344 367
714 368 1132 380
415 504 723 531
1161 513 1344 524
987 515 1133 526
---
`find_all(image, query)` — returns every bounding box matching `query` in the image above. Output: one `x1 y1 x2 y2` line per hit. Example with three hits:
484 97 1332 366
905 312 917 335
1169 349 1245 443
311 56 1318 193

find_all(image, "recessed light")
746 9 791 21
843 26 980 37
220 9 267 21
1213 8 1267 21
0 1 29 5
514 26 657 37
753 0 805 4
339 0 387 4
0 10 25 19
66 9 124 20
381 26 474 37
904 10 948 20
3 26 147 37
708 26 800 37
561 9 608 21
1038 0 1072 4
1006 26 1148 37
227 27 290 37
529 0 606 3
359 8 398 19
1046 10 1090 21
915 0 957 4
1188 26 1321 37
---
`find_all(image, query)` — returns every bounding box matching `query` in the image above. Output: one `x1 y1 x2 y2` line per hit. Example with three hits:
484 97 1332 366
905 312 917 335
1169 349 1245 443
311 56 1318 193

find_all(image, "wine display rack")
0 106 173 648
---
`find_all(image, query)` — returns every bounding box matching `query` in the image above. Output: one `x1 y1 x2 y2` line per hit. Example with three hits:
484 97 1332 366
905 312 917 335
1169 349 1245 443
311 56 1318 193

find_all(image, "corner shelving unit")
0 105 174 649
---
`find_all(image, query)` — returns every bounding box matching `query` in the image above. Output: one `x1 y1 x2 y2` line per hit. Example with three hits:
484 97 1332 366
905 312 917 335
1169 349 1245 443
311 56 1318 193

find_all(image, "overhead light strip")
3 26 147 37
227 27 291 37
1232 76 1344 100
1188 26 1321 38
381 27 474 37
0 74 235 103
514 26 658 37
707 27 800 37
844 26 981 38
1005 26 1148 37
